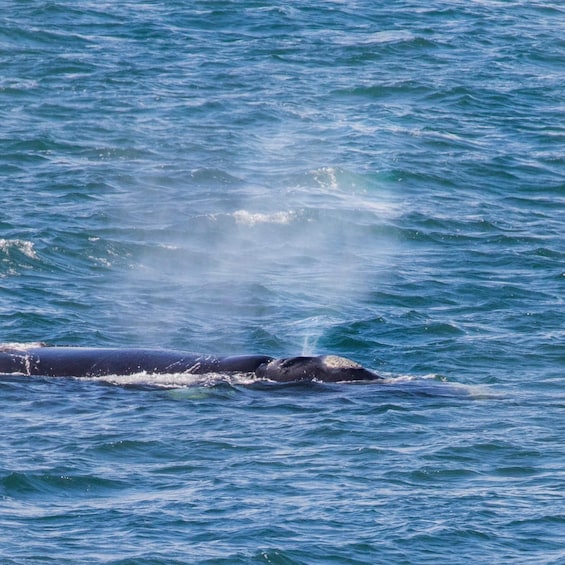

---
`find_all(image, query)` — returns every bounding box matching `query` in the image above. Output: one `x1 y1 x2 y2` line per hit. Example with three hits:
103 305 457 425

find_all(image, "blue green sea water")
1 1 564 563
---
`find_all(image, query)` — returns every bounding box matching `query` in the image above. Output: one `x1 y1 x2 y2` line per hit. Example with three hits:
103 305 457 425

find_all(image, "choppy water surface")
1 1 564 563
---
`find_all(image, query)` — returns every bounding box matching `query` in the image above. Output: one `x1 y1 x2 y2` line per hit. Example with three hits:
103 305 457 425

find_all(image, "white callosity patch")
321 355 362 370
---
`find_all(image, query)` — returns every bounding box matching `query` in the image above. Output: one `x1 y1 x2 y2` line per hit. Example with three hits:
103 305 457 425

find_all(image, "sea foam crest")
0 342 45 352
233 210 295 226
84 370 257 389
0 239 37 259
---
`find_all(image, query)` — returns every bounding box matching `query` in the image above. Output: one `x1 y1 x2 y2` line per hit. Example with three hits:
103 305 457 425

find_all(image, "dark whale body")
0 346 381 383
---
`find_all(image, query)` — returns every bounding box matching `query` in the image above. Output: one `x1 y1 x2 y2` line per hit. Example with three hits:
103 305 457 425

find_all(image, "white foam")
361 30 415 45
330 30 414 47
0 342 45 352
82 370 258 389
380 373 501 398
232 210 295 226
0 239 37 259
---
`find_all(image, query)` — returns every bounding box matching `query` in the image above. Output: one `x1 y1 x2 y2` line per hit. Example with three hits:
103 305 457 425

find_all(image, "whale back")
0 347 268 378
0 346 380 383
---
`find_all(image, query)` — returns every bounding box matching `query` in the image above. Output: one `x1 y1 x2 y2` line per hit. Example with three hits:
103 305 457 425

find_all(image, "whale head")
255 355 381 383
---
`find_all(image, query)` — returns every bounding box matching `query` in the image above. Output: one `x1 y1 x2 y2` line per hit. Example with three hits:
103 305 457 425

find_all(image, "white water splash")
82 370 258 389
0 342 45 352
0 239 37 259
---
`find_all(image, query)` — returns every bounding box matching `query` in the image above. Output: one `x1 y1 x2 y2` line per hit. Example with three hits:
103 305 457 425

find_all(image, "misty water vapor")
107 166 398 356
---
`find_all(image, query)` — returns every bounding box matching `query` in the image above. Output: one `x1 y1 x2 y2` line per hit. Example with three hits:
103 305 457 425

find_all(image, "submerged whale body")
0 346 382 383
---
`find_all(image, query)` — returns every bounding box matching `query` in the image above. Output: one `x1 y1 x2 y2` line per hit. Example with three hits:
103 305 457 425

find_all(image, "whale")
0 346 382 383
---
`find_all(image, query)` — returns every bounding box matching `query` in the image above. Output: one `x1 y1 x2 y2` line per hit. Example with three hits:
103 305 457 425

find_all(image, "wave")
0 238 37 259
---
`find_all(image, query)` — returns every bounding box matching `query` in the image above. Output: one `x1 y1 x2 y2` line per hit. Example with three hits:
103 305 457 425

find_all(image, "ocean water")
1 1 564 563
